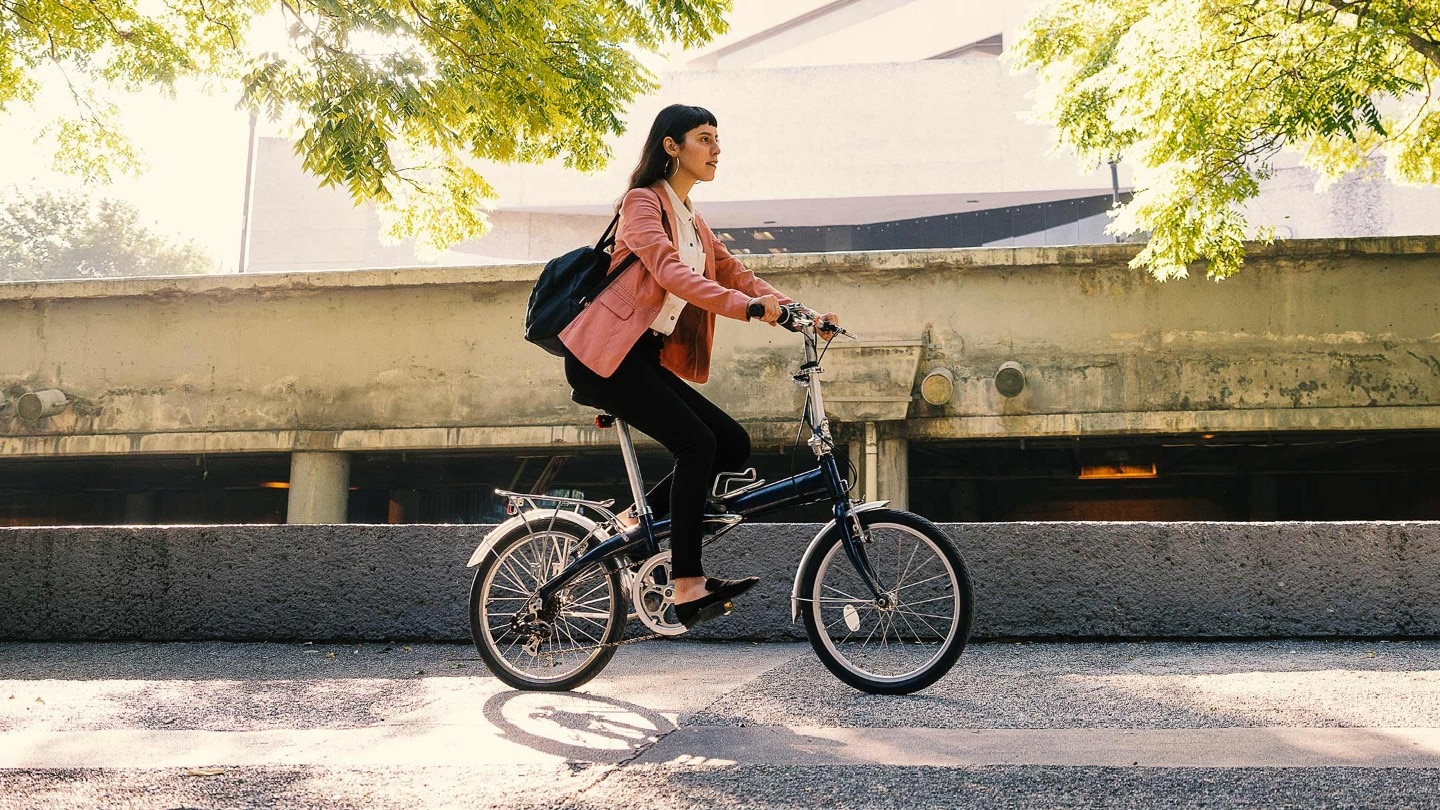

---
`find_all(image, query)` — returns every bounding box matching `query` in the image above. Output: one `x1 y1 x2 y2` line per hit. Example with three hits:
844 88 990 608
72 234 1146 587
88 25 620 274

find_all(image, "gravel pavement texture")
3 639 1440 809
691 639 1440 729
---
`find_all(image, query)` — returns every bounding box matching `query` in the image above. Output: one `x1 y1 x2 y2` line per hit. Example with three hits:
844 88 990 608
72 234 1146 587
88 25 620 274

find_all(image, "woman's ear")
662 136 678 156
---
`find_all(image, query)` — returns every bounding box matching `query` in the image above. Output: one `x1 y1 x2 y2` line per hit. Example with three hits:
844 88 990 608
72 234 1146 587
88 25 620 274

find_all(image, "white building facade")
245 0 1440 274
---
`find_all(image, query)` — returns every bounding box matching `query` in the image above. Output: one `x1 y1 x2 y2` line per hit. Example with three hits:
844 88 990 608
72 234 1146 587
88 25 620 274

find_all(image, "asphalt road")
3 639 1440 809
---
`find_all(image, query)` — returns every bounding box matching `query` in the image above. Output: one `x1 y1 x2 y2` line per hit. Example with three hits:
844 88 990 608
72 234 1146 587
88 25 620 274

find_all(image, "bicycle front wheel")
798 509 974 695
470 524 626 691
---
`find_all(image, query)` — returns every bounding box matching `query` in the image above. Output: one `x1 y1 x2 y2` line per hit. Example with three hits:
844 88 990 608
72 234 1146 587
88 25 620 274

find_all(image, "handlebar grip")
746 301 765 320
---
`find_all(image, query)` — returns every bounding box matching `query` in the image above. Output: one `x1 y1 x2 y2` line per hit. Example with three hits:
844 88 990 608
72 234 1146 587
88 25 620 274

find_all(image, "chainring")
628 551 687 637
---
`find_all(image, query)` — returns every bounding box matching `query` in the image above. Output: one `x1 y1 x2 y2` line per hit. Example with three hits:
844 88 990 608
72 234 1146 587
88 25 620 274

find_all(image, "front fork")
820 453 886 601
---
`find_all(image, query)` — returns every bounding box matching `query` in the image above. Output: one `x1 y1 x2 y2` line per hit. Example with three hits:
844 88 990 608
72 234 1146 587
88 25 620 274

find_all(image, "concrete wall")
4 522 1438 641
4 238 1440 460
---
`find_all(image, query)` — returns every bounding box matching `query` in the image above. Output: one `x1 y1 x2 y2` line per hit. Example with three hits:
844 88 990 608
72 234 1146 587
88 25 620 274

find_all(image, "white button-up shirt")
648 180 705 336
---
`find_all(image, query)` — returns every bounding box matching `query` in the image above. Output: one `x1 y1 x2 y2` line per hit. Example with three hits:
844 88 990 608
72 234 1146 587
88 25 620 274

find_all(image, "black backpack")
523 213 641 357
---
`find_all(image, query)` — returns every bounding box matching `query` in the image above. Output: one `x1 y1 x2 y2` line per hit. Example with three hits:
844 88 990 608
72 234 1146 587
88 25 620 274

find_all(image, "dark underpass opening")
2 430 1438 526
909 430 1440 521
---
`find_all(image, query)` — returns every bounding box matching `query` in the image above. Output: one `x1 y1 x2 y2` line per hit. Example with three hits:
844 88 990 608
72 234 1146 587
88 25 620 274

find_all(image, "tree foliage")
1011 0 1440 279
1 0 729 253
0 189 214 281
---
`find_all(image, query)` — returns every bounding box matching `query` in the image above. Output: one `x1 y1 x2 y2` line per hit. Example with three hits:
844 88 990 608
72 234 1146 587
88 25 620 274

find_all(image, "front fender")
466 509 608 568
790 501 890 622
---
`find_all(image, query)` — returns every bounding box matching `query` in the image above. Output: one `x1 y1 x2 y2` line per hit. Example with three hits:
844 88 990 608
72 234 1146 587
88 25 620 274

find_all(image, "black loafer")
673 576 759 629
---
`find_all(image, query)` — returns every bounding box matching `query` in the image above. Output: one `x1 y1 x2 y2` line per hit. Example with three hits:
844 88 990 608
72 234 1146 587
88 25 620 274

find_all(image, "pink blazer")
559 182 793 383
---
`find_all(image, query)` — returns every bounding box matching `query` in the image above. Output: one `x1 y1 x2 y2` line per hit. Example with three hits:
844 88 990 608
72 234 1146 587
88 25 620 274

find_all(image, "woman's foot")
672 575 759 629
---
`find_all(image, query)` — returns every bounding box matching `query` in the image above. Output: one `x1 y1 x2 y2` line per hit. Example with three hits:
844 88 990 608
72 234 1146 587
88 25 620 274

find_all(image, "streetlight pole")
237 111 258 273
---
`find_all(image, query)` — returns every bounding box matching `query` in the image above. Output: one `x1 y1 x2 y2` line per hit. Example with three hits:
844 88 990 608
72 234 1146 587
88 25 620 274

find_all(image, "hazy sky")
0 77 256 273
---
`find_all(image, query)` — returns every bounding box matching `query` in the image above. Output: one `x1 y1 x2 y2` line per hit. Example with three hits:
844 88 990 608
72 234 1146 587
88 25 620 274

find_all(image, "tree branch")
79 0 130 40
1324 0 1440 69
1403 32 1440 70
278 0 348 59
196 0 241 50
405 0 501 78
0 0 38 26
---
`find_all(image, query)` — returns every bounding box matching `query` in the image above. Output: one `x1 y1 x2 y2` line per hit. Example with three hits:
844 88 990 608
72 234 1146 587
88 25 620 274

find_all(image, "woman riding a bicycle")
558 103 840 629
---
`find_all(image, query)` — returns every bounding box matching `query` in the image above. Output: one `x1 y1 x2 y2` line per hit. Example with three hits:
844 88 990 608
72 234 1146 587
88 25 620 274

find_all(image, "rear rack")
495 488 619 522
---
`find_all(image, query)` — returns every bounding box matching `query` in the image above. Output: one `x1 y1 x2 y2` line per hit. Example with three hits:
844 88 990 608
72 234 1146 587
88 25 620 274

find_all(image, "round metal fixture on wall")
994 362 1026 398
920 368 954 406
17 389 68 421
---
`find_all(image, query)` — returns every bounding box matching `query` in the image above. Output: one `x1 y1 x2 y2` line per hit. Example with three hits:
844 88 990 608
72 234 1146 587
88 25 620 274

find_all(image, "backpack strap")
594 212 621 252
592 188 665 290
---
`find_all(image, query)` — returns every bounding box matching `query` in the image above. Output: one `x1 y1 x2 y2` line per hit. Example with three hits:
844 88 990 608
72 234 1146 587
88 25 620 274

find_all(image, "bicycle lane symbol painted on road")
482 690 676 764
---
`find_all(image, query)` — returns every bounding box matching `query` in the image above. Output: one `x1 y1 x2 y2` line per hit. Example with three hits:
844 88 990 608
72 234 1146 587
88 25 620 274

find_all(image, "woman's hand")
749 294 783 324
815 312 842 341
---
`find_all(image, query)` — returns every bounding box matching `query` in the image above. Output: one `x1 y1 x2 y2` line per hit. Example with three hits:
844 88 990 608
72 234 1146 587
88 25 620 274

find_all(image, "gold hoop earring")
666 156 675 175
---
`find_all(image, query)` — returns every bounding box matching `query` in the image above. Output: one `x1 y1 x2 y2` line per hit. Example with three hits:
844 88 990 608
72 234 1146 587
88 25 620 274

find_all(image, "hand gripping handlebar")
746 301 853 338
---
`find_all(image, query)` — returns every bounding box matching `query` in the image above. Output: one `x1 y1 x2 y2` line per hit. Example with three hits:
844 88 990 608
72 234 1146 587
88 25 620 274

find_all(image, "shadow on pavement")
482 690 675 764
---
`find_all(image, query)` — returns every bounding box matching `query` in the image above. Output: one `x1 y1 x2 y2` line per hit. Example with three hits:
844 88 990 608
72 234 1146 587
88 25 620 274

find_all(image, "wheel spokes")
480 532 618 683
812 523 961 681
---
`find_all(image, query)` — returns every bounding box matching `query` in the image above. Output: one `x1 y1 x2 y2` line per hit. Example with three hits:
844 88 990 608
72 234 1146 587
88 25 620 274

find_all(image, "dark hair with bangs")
626 104 718 193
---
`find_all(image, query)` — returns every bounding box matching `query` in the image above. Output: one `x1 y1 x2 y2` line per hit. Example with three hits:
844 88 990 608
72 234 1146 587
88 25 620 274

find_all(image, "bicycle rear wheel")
471 524 626 691
798 509 973 695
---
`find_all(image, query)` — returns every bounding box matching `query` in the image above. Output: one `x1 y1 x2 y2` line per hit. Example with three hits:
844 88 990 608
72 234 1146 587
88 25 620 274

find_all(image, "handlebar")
746 301 855 339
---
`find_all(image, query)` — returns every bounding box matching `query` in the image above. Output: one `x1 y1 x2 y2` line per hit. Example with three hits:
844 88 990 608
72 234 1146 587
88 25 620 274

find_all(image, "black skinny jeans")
565 332 751 579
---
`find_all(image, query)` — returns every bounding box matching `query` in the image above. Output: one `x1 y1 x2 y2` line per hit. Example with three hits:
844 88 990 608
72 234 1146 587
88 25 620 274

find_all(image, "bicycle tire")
470 520 626 691
798 509 974 695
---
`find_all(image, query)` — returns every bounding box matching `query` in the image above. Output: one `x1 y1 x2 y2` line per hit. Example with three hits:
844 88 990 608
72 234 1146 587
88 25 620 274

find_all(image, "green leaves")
1012 0 1440 280
3 0 730 254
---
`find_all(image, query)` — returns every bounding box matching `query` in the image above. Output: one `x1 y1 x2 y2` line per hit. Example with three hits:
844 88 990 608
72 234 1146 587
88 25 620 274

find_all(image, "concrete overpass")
3 237 1439 523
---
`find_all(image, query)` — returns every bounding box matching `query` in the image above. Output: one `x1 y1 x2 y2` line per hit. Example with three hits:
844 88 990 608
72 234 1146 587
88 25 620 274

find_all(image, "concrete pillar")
287 451 351 524
863 422 879 504
846 439 865 500
847 424 908 509
877 437 909 510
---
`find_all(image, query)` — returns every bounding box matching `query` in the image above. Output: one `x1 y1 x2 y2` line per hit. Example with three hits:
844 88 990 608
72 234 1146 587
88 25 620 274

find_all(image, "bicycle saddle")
569 389 608 412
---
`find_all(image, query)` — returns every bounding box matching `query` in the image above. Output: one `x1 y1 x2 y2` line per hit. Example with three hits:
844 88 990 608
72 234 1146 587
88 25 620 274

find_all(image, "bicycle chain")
531 631 663 657
606 632 663 649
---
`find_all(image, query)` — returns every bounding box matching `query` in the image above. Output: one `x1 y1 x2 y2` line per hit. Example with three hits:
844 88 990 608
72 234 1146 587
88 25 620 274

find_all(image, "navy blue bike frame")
533 313 884 609
533 451 881 608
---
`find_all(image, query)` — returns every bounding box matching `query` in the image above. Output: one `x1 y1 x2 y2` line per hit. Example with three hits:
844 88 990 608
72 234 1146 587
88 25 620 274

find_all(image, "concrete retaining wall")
4 522 1438 642
9 238 1440 461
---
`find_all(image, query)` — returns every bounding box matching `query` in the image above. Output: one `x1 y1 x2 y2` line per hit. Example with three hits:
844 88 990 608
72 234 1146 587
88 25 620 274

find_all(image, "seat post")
614 419 652 519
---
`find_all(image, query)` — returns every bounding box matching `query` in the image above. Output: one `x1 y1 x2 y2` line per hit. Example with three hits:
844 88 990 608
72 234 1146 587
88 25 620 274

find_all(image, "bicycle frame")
526 311 886 612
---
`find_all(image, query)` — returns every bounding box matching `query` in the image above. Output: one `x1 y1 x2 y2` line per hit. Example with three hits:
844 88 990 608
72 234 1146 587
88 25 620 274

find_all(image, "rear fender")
466 509 608 567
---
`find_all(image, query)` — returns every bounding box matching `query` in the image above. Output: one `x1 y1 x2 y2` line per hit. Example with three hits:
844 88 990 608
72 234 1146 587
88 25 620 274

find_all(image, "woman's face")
668 125 721 183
